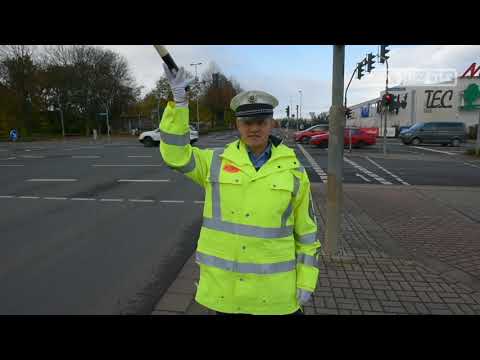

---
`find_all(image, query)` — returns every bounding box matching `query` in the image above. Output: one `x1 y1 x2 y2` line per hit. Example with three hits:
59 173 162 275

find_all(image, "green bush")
466 148 480 157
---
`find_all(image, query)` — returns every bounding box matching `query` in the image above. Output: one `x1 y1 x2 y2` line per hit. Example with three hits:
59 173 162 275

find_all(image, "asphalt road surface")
0 137 208 314
294 137 480 187
0 130 479 314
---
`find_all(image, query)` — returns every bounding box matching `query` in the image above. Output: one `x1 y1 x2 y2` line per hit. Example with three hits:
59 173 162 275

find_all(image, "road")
294 137 480 187
0 137 209 314
0 131 479 314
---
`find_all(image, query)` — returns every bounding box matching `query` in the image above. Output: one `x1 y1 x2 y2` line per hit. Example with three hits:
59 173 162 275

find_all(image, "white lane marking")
128 155 153 158
100 198 124 202
0 195 15 198
27 179 78 182
297 144 328 183
72 155 101 159
160 200 185 203
463 162 480 169
0 164 24 167
1 157 17 160
21 155 45 159
19 196 40 199
194 201 205 204
365 157 410 186
355 173 371 182
117 179 170 183
412 146 456 156
43 197 68 200
71 198 96 201
128 199 155 203
92 164 163 167
344 157 392 185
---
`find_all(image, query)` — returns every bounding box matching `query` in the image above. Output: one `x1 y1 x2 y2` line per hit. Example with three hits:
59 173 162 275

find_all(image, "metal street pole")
299 90 303 120
191 62 202 132
325 45 345 257
345 66 358 154
57 94 65 140
296 105 299 129
105 104 111 142
383 59 389 155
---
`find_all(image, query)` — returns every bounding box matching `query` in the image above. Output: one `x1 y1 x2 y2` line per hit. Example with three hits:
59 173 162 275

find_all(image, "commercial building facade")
346 70 480 136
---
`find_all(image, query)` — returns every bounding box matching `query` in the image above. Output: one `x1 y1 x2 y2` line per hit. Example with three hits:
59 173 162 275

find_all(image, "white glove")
297 288 312 306
162 63 194 108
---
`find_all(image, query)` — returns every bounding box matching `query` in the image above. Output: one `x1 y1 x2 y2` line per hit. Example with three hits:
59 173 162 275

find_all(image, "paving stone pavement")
152 183 480 315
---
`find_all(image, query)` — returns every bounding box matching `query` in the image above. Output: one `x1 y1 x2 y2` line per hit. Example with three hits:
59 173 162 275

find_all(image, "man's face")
236 118 274 149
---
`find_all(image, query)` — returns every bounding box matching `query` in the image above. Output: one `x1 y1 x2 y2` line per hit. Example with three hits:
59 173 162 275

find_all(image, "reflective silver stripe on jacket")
196 251 295 274
294 231 317 244
308 190 317 225
159 130 190 146
210 149 223 219
296 253 318 267
168 153 196 174
207 149 294 239
203 218 293 239
281 176 300 227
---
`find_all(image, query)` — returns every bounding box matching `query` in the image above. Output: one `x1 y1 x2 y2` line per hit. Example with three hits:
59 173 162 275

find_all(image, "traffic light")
286 105 290 117
383 93 393 107
380 45 390 64
357 60 366 80
366 53 376 73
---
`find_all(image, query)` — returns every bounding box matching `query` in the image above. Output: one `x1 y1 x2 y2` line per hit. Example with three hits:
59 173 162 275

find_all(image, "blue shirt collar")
247 141 272 160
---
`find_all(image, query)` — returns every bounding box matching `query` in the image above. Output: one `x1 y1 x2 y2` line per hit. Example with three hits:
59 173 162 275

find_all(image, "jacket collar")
220 135 298 178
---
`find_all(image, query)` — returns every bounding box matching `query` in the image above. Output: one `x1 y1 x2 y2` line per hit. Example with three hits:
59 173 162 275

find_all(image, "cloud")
103 45 480 119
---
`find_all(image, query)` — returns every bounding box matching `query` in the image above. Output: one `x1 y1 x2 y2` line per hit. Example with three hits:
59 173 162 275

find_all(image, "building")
347 63 480 136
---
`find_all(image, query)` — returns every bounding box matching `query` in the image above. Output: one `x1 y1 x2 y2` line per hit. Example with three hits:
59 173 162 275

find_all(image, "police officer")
159 65 320 315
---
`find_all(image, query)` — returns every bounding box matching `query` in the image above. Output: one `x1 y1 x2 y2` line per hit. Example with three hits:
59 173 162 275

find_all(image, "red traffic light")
384 94 393 105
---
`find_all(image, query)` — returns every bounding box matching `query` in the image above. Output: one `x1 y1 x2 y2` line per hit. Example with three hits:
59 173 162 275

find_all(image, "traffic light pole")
383 59 389 155
345 67 358 153
325 45 345 257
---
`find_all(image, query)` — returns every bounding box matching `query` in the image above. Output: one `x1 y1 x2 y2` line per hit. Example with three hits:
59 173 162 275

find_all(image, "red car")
309 128 376 148
294 124 329 143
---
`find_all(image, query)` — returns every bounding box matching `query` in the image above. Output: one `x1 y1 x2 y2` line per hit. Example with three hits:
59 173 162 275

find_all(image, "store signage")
424 89 454 109
461 83 480 110
461 63 480 78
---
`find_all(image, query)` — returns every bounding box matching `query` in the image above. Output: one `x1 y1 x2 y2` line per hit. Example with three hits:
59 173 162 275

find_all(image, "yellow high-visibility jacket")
159 101 320 315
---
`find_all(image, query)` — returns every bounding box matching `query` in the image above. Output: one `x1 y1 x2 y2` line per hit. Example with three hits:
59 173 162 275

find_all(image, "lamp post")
299 89 303 120
56 93 65 139
190 62 203 132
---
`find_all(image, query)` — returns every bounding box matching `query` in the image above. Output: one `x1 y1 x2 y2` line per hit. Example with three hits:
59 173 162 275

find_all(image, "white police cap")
230 90 279 119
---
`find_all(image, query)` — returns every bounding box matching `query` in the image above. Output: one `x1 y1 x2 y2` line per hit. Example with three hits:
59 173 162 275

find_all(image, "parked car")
399 122 467 146
294 124 329 143
139 125 199 147
310 128 376 148
398 125 412 136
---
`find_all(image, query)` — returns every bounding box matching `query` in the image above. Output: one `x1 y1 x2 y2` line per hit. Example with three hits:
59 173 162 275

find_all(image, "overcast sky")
103 45 480 118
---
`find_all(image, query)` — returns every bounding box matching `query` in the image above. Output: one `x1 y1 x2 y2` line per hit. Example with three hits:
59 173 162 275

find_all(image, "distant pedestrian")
9 128 18 142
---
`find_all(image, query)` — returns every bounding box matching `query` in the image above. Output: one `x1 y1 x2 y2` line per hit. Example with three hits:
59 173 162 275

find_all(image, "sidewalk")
152 183 480 315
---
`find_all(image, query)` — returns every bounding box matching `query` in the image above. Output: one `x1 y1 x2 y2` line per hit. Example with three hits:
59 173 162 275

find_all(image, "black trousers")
216 309 304 316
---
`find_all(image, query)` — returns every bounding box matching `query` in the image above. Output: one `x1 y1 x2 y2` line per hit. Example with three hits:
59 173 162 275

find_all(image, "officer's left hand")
297 288 312 305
